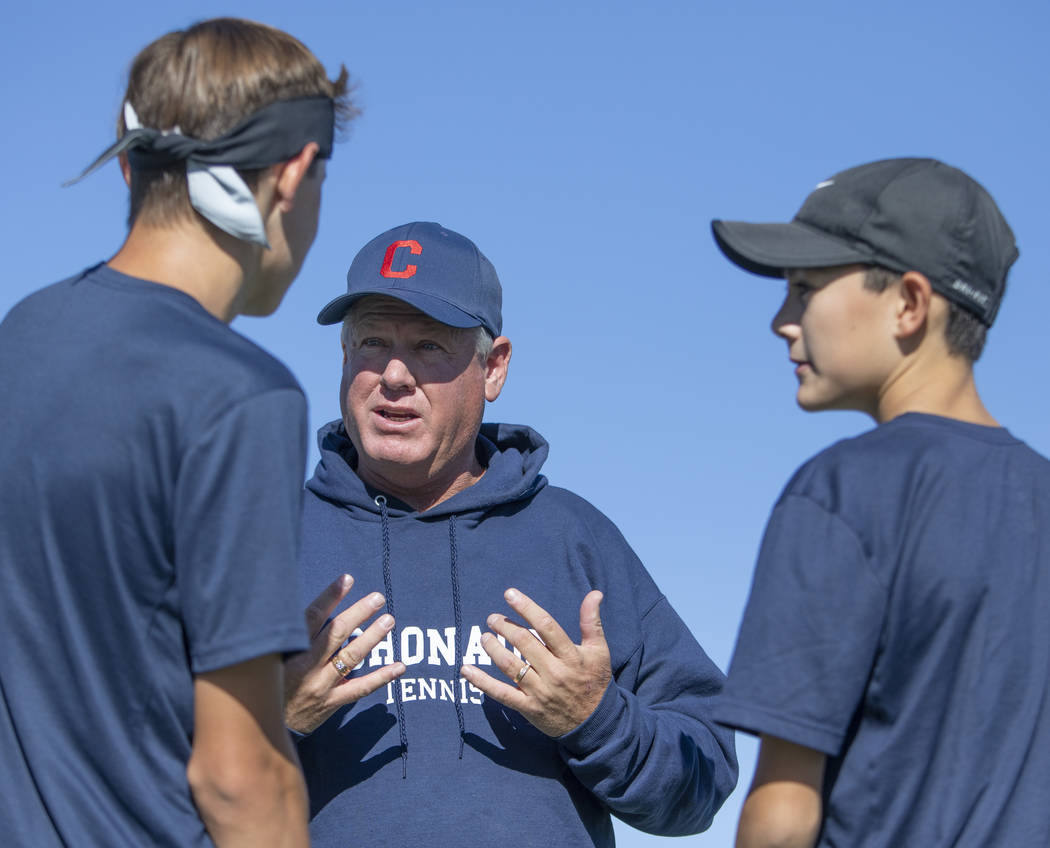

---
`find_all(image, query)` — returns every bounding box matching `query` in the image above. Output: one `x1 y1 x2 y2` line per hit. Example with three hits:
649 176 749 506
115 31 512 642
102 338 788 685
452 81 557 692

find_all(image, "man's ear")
484 336 512 402
271 142 321 213
895 271 934 340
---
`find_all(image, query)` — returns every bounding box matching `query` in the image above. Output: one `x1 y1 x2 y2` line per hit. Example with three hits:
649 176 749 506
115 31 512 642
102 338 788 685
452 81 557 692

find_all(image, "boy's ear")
118 152 132 188
895 271 934 340
272 142 321 212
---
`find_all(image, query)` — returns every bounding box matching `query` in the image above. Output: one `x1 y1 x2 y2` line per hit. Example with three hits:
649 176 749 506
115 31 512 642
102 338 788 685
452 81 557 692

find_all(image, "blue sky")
5 2 1049 844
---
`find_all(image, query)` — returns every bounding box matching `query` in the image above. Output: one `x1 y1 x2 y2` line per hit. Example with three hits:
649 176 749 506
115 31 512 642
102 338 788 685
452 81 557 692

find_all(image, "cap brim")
711 219 874 278
317 288 486 330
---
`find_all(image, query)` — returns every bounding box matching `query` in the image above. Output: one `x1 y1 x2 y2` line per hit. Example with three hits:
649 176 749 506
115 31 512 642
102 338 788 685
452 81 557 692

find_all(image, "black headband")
65 95 335 186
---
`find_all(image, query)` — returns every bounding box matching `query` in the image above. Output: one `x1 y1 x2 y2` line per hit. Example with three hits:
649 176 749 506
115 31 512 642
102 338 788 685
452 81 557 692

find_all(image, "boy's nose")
771 295 801 340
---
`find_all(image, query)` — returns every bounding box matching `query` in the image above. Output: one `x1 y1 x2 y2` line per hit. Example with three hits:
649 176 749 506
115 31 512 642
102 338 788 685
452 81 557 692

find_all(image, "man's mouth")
376 409 418 422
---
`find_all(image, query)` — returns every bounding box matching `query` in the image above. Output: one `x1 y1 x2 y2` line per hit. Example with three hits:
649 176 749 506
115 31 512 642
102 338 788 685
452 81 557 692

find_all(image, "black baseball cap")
711 158 1018 326
317 221 502 337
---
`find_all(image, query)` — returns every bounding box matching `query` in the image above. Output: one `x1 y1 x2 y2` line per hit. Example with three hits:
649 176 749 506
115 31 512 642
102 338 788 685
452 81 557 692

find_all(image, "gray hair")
341 300 494 362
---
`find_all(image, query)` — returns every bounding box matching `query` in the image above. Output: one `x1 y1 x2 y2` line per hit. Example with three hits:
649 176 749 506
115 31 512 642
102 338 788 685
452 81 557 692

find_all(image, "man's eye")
418 341 441 352
360 338 384 347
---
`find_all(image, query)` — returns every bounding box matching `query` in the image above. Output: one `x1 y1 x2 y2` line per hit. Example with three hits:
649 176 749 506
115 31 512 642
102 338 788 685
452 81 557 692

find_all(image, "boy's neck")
108 216 261 324
875 354 997 427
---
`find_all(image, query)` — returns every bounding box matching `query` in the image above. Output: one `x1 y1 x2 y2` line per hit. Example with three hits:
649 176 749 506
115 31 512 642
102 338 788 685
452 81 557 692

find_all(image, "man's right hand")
284 574 405 734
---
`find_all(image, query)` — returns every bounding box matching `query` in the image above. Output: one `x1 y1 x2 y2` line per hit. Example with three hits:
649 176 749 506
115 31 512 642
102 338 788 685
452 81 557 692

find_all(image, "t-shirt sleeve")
712 493 888 755
175 388 309 673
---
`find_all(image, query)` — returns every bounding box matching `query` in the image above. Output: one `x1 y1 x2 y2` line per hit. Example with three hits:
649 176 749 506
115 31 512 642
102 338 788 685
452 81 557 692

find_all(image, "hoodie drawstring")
376 495 409 778
375 497 468 772
449 514 466 758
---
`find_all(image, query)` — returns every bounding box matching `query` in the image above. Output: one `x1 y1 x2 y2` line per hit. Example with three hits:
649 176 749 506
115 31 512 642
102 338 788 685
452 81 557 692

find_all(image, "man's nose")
380 354 415 391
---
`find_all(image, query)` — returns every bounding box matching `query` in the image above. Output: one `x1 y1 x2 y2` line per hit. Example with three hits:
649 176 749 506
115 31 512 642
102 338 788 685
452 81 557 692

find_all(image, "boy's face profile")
253 157 328 316
773 264 900 417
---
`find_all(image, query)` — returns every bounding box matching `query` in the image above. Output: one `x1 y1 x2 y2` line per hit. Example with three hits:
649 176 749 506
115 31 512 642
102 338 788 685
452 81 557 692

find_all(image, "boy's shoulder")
781 413 1040 511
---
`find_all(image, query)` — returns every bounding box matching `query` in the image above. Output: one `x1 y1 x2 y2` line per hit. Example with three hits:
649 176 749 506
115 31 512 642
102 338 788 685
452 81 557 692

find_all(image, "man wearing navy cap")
282 221 737 847
710 158 1050 846
0 18 350 848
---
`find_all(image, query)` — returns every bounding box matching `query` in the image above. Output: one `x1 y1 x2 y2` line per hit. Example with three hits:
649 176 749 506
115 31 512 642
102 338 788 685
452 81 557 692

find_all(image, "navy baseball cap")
317 221 502 336
711 158 1018 326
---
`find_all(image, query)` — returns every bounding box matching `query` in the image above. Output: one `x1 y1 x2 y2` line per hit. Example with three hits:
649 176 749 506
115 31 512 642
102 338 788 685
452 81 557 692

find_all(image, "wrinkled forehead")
349 295 459 335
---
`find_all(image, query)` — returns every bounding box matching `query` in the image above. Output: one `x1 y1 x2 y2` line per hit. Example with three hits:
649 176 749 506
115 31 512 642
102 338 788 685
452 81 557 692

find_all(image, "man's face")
772 264 899 417
341 299 501 499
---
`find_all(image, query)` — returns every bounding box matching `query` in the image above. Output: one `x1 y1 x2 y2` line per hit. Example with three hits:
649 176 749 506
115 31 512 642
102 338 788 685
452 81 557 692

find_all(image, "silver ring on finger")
514 659 533 685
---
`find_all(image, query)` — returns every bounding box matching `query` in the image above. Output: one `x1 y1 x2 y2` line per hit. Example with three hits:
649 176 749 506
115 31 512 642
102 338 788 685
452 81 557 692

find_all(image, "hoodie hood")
306 419 549 518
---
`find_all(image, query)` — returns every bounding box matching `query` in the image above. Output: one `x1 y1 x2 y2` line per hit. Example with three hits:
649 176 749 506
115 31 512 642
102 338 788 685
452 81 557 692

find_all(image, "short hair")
341 297 494 362
120 18 356 228
863 265 989 362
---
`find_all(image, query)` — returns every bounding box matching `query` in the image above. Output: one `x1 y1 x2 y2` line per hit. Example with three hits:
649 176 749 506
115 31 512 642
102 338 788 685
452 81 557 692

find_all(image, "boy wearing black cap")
0 19 350 848
710 158 1050 846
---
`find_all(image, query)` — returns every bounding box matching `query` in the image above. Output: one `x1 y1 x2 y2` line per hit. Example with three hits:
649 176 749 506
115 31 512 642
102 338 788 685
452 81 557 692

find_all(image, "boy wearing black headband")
0 18 350 847
710 159 1050 846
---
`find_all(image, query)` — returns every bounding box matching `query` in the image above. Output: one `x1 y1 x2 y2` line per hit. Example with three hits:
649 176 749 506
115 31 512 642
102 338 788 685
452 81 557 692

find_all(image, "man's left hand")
460 588 612 737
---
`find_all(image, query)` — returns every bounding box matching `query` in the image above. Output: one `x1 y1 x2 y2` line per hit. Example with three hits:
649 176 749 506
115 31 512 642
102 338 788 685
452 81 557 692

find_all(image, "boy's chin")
794 389 828 413
796 393 877 419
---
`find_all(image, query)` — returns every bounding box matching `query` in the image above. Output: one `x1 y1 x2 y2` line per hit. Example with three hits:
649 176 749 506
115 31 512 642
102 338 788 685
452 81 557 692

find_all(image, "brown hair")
120 17 356 227
863 265 989 362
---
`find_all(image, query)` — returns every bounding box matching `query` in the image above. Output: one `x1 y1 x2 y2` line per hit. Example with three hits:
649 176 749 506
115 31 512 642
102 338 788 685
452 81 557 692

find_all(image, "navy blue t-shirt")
0 265 309 847
714 413 1050 847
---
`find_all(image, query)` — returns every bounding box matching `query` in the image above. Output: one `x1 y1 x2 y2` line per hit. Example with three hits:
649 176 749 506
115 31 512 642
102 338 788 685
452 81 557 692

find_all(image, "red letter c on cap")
380 240 422 279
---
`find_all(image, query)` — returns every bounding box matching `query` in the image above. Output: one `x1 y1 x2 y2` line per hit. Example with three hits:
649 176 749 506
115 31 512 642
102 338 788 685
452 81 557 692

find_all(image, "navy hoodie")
296 420 737 847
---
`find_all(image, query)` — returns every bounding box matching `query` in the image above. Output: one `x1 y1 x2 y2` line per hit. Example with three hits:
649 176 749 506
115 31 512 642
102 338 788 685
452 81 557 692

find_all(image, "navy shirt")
714 414 1050 846
0 265 309 847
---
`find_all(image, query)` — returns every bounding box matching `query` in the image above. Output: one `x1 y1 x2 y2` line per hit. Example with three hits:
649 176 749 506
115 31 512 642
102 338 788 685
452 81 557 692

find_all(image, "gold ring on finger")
331 653 352 678
514 659 533 685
